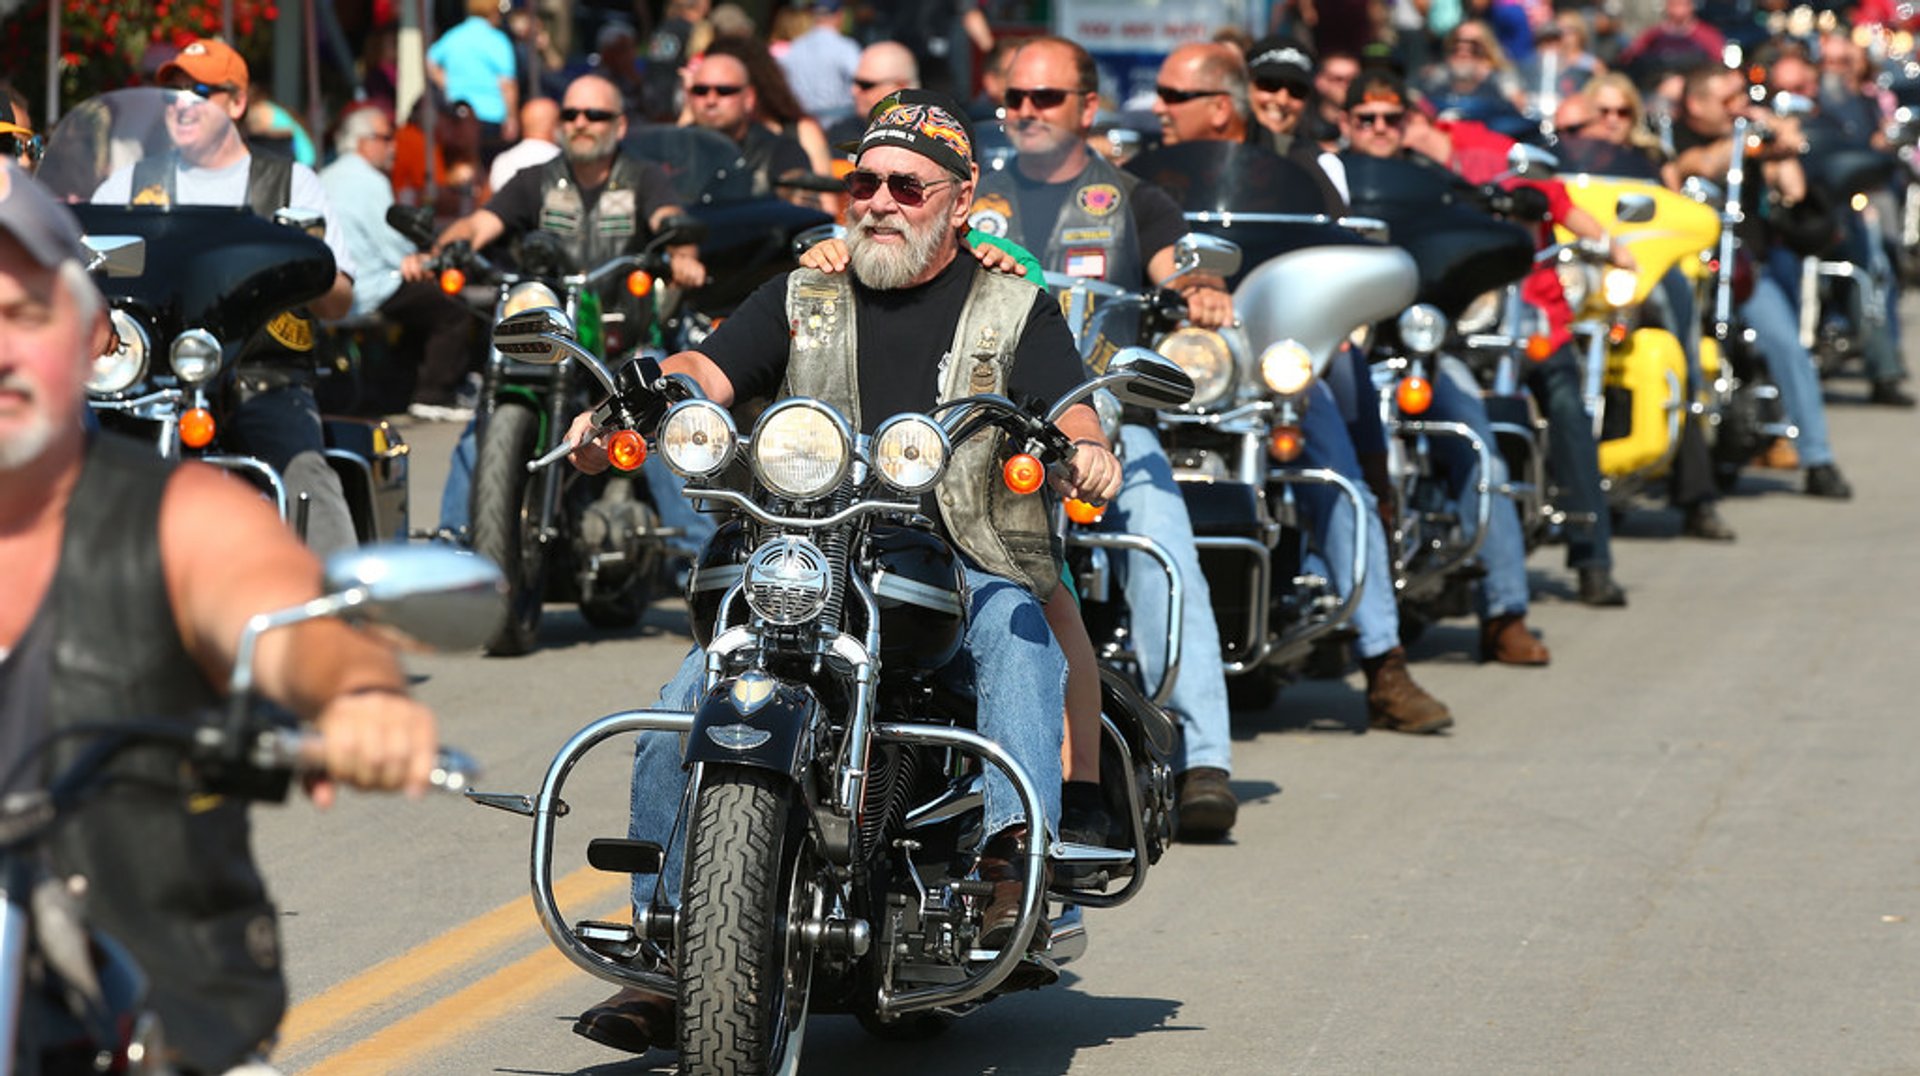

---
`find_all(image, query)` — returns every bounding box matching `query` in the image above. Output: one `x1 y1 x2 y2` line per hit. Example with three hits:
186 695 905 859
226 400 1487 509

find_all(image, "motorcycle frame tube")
1382 420 1492 600
202 454 289 523
868 721 1048 1016
1061 531 1184 708
526 708 694 993
0 866 27 1072
1260 466 1371 669
1800 257 1879 350
1051 712 1149 910
1194 534 1272 675
1714 118 1749 341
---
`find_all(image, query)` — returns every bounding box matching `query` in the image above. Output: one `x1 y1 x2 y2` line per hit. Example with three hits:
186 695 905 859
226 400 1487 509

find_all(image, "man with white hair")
0 161 438 1076
320 104 476 419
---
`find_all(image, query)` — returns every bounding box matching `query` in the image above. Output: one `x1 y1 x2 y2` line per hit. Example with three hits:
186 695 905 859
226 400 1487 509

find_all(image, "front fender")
682 672 819 780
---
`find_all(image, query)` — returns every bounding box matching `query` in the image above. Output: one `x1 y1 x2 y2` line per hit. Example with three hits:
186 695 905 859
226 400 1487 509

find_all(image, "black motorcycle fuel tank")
1339 154 1536 320
70 204 336 350
862 524 966 673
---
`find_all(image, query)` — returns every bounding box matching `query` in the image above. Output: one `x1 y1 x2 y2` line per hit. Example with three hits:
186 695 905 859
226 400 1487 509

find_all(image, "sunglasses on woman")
843 169 956 206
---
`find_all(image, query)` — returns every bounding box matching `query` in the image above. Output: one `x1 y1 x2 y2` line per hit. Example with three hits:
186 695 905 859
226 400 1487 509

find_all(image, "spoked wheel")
677 765 815 1075
470 403 547 655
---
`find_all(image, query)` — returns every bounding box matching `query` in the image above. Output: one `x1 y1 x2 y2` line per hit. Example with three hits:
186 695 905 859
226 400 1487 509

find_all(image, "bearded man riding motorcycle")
561 89 1123 1056
90 38 361 556
1151 44 1456 732
0 163 438 1076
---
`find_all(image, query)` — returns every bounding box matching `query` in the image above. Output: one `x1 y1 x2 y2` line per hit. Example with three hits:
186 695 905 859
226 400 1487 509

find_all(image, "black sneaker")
1869 380 1916 408
1577 567 1628 608
1805 464 1853 499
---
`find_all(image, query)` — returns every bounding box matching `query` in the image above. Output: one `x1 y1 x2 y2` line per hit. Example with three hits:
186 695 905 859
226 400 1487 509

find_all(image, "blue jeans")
1740 274 1835 468
627 563 1065 909
1294 381 1401 660
1100 425 1231 775
1430 358 1530 619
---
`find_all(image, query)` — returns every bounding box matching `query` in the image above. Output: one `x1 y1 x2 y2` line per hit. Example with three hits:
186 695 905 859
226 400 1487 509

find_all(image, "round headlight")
871 413 950 494
1602 266 1638 308
1556 261 1597 310
750 400 852 500
1157 327 1235 408
659 399 738 478
88 309 149 395
1456 289 1504 334
1259 339 1315 396
170 327 223 385
1396 304 1447 356
501 282 563 319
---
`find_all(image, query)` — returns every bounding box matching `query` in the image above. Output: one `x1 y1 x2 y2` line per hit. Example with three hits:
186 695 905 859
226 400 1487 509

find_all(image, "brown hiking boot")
1361 647 1454 734
1479 614 1550 666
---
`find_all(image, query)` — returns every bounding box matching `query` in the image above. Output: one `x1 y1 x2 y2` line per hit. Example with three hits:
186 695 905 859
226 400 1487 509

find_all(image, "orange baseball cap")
157 38 250 90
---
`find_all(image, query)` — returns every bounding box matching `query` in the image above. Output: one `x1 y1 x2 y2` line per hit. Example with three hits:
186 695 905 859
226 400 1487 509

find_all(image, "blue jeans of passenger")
437 418 715 557
1293 382 1401 661
626 563 1066 910
1529 344 1613 570
1100 424 1231 775
1739 274 1835 468
1430 358 1530 619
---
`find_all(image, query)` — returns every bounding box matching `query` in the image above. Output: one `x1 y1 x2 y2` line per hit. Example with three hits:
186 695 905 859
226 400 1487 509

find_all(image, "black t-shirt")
695 256 1086 433
483 156 677 244
1006 166 1185 282
742 125 814 187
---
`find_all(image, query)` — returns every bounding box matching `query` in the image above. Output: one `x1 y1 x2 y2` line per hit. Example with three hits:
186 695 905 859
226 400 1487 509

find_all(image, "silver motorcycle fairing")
1234 244 1420 377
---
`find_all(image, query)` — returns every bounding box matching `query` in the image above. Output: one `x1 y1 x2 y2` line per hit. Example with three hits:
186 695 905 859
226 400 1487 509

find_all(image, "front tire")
471 402 546 655
677 766 813 1075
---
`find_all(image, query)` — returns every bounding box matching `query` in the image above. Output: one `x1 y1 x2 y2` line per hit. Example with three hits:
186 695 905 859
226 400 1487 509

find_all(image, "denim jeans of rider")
1100 424 1232 775
1649 267 1721 509
1431 358 1530 619
624 565 1066 911
1294 381 1402 661
1527 345 1613 570
225 382 359 555
1739 274 1836 468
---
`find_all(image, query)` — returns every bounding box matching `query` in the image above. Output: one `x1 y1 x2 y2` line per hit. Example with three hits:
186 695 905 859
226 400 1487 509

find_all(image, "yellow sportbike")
1555 175 1721 504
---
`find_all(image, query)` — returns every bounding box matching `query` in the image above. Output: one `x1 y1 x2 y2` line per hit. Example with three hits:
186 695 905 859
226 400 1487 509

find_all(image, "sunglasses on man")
1155 85 1227 106
165 80 239 99
0 132 40 164
1351 109 1406 128
559 107 619 123
688 84 746 98
842 169 957 207
1003 87 1080 110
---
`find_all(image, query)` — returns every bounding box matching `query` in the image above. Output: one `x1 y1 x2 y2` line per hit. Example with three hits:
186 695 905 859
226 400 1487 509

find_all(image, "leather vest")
130 153 318 365
43 434 284 1074
970 152 1146 293
779 267 1059 599
535 154 650 270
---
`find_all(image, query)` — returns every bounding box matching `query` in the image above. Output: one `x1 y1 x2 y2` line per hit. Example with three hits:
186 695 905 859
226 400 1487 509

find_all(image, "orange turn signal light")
607 429 648 471
1268 424 1305 462
626 270 654 297
1396 376 1433 415
1065 498 1105 524
1003 453 1045 495
1525 334 1554 362
180 407 216 449
1607 322 1630 347
438 267 466 295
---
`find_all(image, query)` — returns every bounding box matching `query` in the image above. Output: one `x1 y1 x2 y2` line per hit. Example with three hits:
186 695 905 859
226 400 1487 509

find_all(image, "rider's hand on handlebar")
400 251 434 283
1607 242 1639 273
306 688 438 807
669 245 707 289
1053 440 1123 504
565 410 611 474
1180 283 1235 330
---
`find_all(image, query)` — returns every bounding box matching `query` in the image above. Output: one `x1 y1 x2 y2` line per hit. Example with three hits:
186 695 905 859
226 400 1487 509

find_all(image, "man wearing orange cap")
91 38 363 556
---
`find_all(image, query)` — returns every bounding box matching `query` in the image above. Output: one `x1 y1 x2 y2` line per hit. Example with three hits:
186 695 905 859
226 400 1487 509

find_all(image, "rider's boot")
1361 647 1454 734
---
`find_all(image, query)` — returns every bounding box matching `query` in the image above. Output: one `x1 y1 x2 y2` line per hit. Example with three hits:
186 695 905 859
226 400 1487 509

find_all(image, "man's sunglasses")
560 107 619 123
689 84 746 98
0 133 40 163
1156 85 1227 105
166 81 239 99
1351 109 1406 128
852 77 893 91
843 169 956 206
1253 74 1309 96
1004 87 1079 110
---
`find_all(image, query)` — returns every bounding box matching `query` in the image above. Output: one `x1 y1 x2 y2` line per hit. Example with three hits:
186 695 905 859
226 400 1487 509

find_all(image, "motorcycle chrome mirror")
1045 346 1194 423
1614 193 1657 224
319 543 510 652
1169 233 1243 282
792 223 846 258
81 235 145 278
272 207 326 239
1506 144 1559 178
493 305 576 363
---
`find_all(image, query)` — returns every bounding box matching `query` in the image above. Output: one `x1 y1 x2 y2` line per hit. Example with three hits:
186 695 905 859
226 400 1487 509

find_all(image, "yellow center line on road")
277 865 625 1054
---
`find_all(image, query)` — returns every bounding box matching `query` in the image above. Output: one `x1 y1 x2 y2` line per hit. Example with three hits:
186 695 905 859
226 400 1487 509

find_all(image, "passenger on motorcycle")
1153 48 1456 732
562 89 1121 1055
1666 64 1855 498
1341 80 1558 662
90 38 362 555
0 163 439 1076
1386 76 1634 603
974 35 1242 837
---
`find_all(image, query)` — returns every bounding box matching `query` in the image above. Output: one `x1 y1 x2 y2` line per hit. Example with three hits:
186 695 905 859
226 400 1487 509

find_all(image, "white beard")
846 204 949 290
0 374 56 471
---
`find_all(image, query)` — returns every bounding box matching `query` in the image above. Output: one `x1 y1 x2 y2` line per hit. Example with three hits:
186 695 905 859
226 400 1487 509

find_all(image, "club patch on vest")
969 193 1013 237
133 184 170 206
1076 184 1121 217
266 311 316 352
1059 227 1113 244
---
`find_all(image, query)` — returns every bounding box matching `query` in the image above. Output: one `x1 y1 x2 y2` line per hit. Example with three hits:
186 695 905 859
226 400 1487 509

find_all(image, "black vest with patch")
534 154 652 270
43 434 283 1074
971 152 1147 292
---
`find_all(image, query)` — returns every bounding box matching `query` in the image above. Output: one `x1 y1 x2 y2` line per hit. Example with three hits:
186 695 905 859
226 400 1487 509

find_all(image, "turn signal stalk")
179 407 216 449
607 429 647 471
1003 453 1045 494
1396 376 1433 415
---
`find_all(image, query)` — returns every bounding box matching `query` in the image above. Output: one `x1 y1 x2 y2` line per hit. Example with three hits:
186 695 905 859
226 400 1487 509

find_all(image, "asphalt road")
256 360 1920 1075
